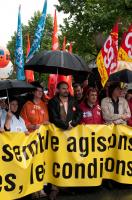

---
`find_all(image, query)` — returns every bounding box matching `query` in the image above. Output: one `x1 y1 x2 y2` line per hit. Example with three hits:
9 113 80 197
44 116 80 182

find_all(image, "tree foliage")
57 0 132 61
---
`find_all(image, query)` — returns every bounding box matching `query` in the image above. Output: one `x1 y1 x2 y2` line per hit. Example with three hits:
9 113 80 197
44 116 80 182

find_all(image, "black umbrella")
109 69 132 83
24 50 90 75
0 80 35 97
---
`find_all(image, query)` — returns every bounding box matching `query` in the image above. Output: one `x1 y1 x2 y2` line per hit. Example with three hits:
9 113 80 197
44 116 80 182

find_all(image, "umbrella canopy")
109 61 132 83
24 50 90 75
0 80 35 97
109 69 132 83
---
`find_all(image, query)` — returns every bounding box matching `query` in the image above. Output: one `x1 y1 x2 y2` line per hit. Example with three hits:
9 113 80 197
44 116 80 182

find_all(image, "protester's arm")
48 100 69 130
0 128 5 133
4 111 13 131
101 98 122 122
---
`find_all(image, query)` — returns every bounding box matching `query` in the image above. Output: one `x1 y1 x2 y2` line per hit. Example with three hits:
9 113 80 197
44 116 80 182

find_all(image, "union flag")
96 22 118 86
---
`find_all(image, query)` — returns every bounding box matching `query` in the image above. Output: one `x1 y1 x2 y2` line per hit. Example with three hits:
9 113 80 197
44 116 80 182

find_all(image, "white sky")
0 0 66 47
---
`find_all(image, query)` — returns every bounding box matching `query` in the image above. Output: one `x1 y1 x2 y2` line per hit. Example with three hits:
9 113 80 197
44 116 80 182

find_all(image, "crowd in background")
0 80 131 134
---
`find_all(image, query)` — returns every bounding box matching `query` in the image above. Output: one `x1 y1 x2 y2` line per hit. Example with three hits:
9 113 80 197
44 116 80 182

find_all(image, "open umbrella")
109 61 132 83
0 80 35 97
24 50 90 75
109 69 132 83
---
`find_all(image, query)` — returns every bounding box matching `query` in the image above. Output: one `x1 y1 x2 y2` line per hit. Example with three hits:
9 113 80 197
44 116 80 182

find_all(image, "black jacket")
48 95 82 130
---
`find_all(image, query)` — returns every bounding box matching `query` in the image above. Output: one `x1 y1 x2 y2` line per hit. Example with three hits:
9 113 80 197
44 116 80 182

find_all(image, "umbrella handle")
54 68 58 95
6 89 10 111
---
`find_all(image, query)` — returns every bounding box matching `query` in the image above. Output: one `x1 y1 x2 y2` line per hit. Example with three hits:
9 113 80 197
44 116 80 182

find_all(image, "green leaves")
57 0 132 61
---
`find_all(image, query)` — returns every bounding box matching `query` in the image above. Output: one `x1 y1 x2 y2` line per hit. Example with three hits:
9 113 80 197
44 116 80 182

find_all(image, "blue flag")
26 0 47 62
15 5 25 80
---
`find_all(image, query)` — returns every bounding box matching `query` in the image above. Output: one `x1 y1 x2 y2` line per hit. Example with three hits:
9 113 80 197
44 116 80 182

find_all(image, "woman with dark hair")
0 96 27 133
101 83 131 124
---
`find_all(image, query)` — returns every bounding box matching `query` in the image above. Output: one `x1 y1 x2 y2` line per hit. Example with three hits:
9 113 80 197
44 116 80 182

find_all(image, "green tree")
57 0 132 61
7 12 53 84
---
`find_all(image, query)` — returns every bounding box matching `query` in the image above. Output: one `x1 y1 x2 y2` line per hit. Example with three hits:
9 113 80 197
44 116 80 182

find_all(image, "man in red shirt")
80 88 103 124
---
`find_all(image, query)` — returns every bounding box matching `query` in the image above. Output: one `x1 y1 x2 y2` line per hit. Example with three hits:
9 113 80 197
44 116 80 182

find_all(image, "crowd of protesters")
0 80 132 199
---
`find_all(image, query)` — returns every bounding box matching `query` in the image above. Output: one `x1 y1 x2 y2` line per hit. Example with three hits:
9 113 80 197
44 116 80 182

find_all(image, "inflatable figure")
0 46 13 79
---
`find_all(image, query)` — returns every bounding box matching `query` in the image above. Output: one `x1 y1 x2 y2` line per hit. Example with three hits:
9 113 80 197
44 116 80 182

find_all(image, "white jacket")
101 97 131 124
0 109 27 132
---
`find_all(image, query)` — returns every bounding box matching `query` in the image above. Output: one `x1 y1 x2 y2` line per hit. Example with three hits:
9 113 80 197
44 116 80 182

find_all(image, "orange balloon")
0 46 10 68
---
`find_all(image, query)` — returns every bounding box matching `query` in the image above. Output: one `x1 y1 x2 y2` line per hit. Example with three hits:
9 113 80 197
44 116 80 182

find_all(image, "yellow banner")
0 124 132 199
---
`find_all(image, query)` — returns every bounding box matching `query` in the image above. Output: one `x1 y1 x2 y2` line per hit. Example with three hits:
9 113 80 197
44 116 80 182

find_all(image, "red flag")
69 42 72 53
52 10 59 50
48 12 73 98
26 33 30 56
118 25 132 62
25 34 34 82
62 36 66 51
57 38 73 95
115 25 132 73
96 22 118 86
48 10 59 98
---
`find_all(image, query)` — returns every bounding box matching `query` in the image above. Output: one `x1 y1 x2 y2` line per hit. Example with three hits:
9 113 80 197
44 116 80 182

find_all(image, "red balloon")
0 46 10 68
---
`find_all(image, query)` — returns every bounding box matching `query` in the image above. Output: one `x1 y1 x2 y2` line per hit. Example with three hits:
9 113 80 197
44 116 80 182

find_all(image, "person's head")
126 89 132 101
57 81 69 97
73 83 83 100
108 82 122 99
86 88 98 105
7 97 19 113
82 79 88 88
31 81 43 100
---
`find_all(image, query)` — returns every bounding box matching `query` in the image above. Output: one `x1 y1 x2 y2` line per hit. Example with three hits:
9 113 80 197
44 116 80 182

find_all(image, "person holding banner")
48 81 82 200
101 82 131 124
80 88 103 124
21 81 49 132
48 81 82 130
0 96 28 133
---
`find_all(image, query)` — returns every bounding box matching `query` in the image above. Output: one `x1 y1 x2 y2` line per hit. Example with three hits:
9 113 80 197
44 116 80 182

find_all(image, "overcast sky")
0 0 65 47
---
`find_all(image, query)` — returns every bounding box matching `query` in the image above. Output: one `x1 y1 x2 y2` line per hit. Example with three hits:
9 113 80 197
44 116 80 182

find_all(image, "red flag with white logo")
96 22 118 86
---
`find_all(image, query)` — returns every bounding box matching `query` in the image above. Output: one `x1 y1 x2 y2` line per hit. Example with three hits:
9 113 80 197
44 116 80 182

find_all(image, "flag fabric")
118 25 132 62
26 34 31 56
52 10 59 50
48 10 59 98
96 22 118 86
26 0 47 62
57 39 73 95
15 5 25 80
69 42 72 53
62 36 66 51
25 34 34 82
48 12 73 97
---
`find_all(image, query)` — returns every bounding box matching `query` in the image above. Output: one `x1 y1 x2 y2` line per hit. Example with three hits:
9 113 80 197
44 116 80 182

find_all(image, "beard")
62 92 69 97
